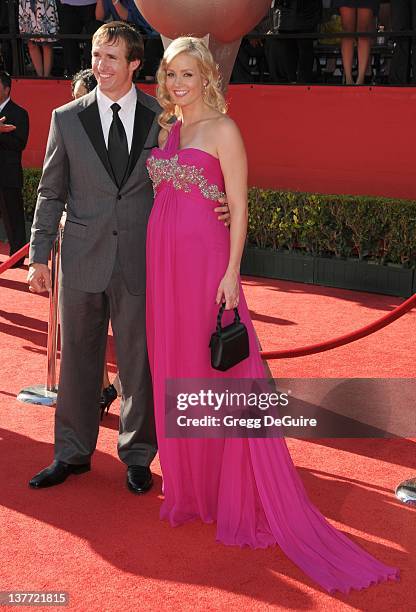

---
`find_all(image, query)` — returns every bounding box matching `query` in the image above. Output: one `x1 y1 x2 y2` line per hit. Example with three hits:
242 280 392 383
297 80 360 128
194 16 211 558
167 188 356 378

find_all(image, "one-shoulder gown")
145 120 399 594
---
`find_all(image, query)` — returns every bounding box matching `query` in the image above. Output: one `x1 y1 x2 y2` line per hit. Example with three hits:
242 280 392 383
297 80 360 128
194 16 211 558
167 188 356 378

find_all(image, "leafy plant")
22 168 42 221
247 188 416 268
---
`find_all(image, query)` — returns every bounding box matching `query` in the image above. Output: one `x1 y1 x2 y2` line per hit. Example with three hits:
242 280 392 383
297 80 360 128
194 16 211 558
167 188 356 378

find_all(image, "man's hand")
27 263 51 293
0 116 16 133
214 196 231 227
59 211 67 229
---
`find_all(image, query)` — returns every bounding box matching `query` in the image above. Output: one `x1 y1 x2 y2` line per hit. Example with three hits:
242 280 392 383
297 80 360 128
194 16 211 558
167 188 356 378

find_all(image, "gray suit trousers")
54 257 157 466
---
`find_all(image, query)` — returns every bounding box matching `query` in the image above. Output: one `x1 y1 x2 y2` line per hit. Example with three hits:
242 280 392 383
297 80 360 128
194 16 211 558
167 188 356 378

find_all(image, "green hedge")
247 188 416 267
23 168 42 222
23 170 416 268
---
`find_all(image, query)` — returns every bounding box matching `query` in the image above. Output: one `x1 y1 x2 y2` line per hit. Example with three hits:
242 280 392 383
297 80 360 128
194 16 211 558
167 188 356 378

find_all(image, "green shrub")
247 189 416 267
23 168 42 221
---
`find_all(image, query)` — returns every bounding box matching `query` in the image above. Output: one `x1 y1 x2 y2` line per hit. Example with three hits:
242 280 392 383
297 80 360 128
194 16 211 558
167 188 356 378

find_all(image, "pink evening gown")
145 120 399 594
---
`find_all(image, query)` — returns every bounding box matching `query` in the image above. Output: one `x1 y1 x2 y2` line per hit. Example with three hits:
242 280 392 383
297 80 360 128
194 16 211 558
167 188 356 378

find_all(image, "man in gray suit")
27 22 229 492
27 21 158 493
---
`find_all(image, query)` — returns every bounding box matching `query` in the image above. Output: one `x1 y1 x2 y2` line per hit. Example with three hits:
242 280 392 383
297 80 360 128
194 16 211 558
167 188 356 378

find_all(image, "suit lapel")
2 100 12 117
1 100 18 124
78 89 156 189
121 97 155 189
78 97 116 185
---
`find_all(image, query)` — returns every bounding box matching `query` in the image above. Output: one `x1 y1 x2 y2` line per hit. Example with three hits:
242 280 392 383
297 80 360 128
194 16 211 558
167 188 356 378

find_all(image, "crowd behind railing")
1 1 416 85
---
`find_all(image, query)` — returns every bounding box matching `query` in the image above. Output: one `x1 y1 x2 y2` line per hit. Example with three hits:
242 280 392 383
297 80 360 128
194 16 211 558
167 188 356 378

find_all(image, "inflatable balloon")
135 0 271 43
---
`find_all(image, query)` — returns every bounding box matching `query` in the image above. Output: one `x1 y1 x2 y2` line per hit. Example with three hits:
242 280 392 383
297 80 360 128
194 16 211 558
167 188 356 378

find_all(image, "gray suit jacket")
29 87 161 295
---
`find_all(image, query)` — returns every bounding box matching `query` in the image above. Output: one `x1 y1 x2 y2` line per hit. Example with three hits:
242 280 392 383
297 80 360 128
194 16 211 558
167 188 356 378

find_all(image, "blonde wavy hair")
156 36 227 130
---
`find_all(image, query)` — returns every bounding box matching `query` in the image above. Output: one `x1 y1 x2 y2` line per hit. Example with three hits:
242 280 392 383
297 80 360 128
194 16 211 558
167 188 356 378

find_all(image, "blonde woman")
145 36 398 594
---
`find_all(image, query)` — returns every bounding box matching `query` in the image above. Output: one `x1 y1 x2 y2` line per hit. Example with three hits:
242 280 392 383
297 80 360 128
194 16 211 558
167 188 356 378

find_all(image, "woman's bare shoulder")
214 116 243 147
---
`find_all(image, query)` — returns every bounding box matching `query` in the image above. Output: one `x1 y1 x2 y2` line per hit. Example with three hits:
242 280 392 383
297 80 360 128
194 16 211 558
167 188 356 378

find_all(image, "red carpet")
0 242 414 611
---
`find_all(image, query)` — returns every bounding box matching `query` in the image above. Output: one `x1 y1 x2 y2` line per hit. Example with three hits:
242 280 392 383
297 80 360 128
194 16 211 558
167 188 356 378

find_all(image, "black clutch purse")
209 302 250 371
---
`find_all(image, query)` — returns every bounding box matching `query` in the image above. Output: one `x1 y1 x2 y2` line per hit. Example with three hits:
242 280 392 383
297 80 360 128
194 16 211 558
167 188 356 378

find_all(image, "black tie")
108 102 129 187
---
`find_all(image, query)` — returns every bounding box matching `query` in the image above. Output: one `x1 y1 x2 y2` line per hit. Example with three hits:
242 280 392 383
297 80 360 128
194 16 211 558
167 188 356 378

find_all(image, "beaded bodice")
146 121 225 201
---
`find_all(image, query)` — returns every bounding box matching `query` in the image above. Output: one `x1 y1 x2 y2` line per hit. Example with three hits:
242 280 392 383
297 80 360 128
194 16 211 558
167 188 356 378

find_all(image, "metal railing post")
46 226 62 392
395 477 416 506
8 0 20 77
17 227 63 406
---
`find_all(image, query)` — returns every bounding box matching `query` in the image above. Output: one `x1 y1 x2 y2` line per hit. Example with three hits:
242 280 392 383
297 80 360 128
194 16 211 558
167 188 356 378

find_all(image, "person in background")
268 0 322 83
70 67 119 417
231 3 275 83
389 0 416 84
0 0 14 73
96 0 162 81
71 66 97 96
19 0 59 77
333 1 380 84
58 0 100 77
0 71 29 267
95 0 149 30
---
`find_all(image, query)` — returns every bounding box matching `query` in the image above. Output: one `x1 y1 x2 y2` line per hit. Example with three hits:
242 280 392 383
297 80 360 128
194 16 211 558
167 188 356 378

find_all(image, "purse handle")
216 302 240 333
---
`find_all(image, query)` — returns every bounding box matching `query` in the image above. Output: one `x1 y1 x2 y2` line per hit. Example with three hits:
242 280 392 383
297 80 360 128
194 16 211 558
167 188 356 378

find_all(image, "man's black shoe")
29 460 91 489
126 465 153 494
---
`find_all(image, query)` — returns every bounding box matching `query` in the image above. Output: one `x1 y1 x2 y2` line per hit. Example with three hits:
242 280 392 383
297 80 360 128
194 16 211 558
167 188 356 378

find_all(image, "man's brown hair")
92 21 145 64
